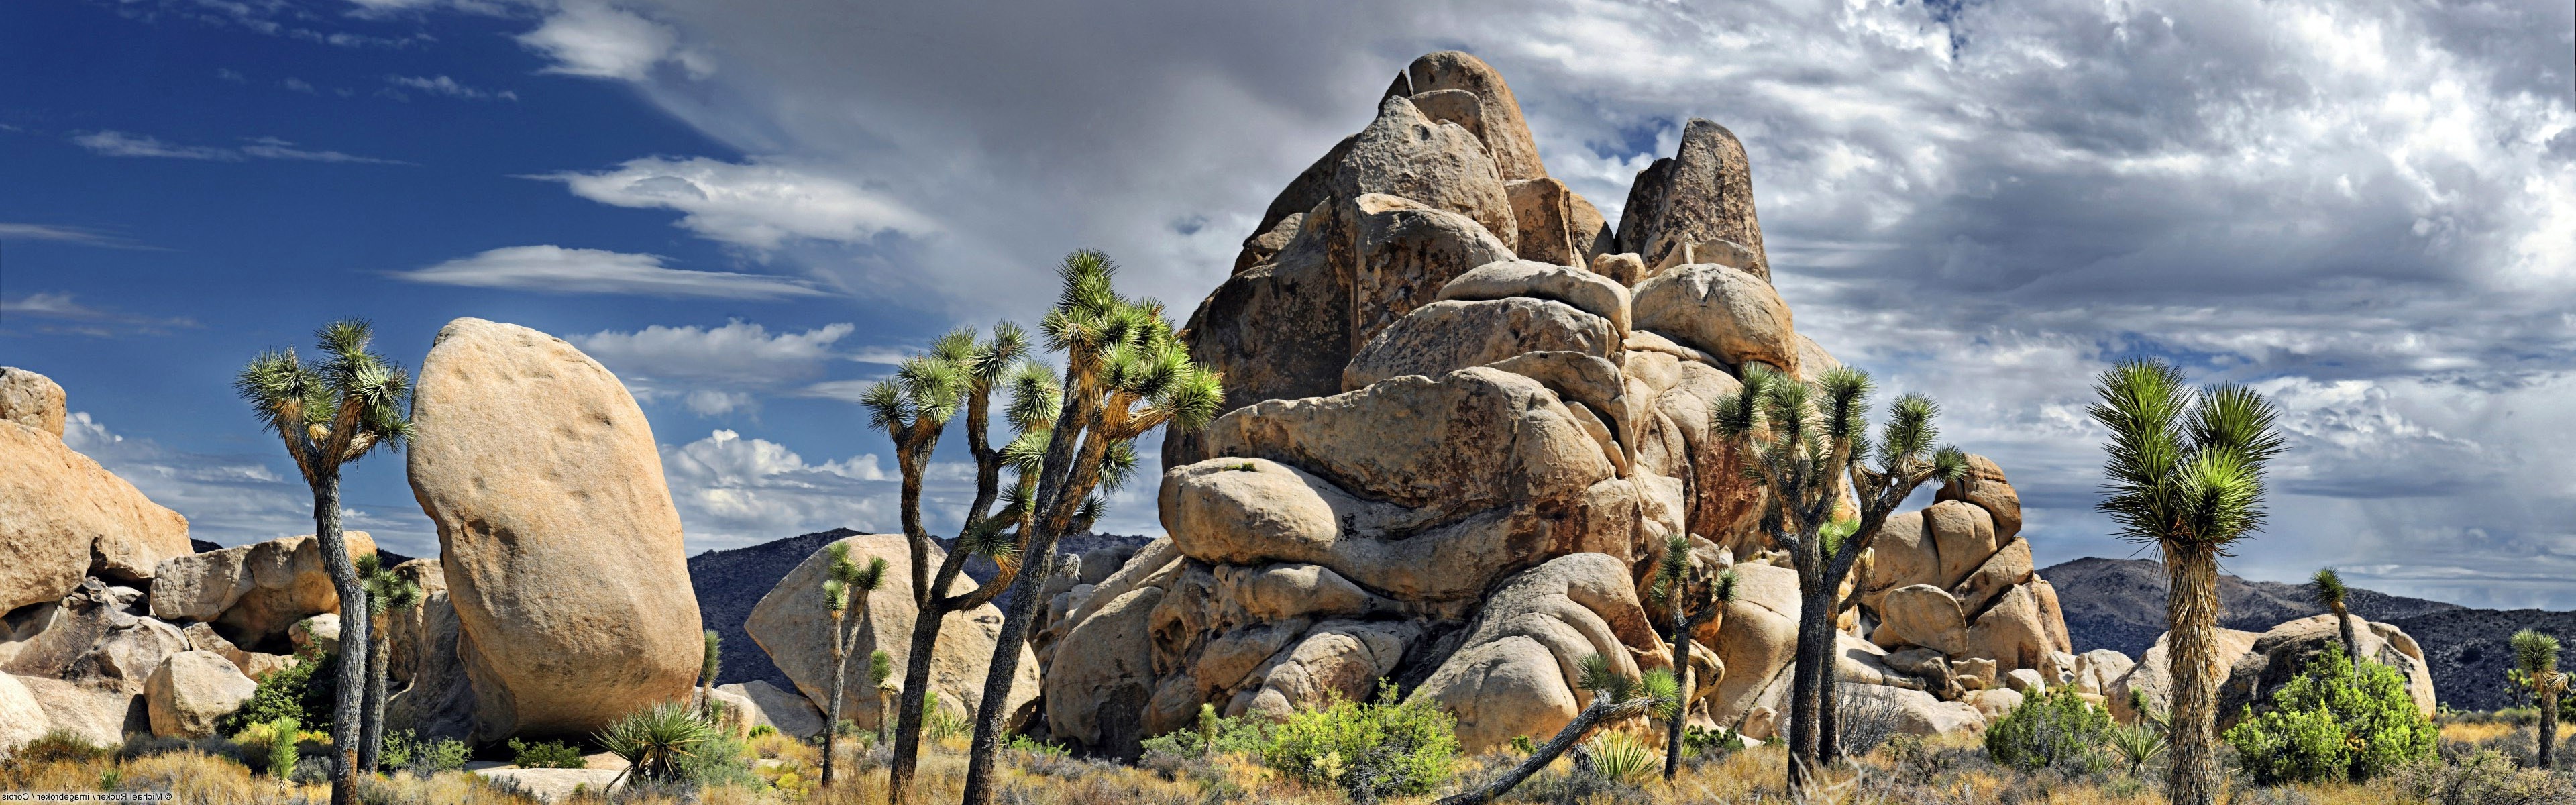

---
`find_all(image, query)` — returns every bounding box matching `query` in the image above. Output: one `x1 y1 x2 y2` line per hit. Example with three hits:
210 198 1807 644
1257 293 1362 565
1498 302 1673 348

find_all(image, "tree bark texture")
2165 549 2224 805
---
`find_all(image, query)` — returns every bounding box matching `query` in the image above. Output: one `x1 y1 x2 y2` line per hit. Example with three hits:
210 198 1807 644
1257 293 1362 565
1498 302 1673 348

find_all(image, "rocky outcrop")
718 680 825 739
149 531 378 650
1413 553 1666 751
382 558 474 741
0 366 66 437
1 371 191 610
144 649 256 737
409 317 703 741
0 672 46 753
2215 613 2438 726
743 533 1040 735
1854 458 2068 686
13 674 146 745
1614 119 1770 280
1053 51 2052 751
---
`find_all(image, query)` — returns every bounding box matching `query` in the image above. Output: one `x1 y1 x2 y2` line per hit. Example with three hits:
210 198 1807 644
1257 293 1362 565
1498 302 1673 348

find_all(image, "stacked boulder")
1847 457 2078 705
0 366 297 748
2108 612 2438 729
1039 52 2072 756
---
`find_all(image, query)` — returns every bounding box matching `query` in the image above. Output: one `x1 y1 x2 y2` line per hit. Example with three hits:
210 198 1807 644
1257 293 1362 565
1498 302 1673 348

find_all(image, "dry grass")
7 725 2568 805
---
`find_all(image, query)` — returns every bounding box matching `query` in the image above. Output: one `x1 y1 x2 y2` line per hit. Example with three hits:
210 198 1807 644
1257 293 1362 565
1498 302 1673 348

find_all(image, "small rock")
146 650 257 738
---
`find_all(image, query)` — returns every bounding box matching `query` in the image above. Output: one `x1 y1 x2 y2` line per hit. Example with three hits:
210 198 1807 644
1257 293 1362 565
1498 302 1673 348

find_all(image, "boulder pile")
1034 52 2076 755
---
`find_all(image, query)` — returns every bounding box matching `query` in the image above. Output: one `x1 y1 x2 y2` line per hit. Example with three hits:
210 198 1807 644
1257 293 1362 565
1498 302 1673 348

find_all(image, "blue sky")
4 0 2571 608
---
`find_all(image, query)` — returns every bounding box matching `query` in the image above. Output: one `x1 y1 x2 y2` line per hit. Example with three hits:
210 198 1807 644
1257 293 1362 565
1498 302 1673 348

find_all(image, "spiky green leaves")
356 552 421 616
2089 360 2285 554
1574 653 1680 720
869 650 894 688
2310 569 2349 608
822 543 890 616
700 630 721 686
235 319 414 478
1003 361 1061 434
1642 668 1684 722
2511 629 2562 677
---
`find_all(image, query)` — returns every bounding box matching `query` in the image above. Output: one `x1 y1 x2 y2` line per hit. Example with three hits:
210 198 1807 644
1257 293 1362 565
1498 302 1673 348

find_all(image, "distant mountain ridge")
2039 557 2575 710
687 528 1158 690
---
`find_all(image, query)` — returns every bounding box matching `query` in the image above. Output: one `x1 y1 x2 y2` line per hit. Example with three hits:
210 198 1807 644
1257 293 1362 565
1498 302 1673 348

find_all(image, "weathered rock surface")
1344 194 1522 350
145 649 256 737
1389 51 1548 184
1936 454 2022 539
1615 119 1770 280
1630 264 1796 373
383 559 474 741
1434 259 1633 339
1707 561 1800 726
719 680 824 739
1341 298 1617 393
409 317 702 740
0 366 66 437
13 674 146 745
1332 97 1517 255
1413 553 1666 752
2107 626 2263 724
1872 584 1968 656
150 532 377 650
1 415 191 610
743 533 1040 735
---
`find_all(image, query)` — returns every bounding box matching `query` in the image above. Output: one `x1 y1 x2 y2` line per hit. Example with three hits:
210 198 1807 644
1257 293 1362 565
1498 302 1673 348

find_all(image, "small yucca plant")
1580 731 1658 786
598 701 714 784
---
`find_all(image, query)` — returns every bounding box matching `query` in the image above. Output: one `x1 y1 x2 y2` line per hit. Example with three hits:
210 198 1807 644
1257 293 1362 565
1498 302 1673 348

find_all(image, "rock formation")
743 533 1042 735
2108 612 2438 729
1042 51 2070 755
409 317 704 740
150 531 378 650
0 367 191 612
144 649 257 738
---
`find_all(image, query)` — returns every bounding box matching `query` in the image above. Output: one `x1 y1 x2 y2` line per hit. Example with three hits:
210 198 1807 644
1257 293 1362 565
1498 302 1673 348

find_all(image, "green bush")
1580 731 1657 785
1984 685 2113 774
508 737 586 769
2225 647 2437 784
597 701 715 782
15 729 107 764
1138 706 1274 759
1262 686 1458 803
225 647 337 734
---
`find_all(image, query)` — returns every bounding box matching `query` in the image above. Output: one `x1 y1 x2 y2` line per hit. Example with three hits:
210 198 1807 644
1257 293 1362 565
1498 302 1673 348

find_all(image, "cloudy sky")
3 0 2569 608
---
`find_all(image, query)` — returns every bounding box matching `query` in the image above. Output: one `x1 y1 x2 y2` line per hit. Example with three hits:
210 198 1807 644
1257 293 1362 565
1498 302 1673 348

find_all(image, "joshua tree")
2310 568 2362 665
1644 535 1739 779
958 250 1224 805
820 543 888 786
1435 654 1680 805
1708 365 1966 787
865 323 1075 803
2510 629 2563 771
869 650 895 743
2089 360 2285 805
235 319 414 805
698 630 722 724
354 551 419 775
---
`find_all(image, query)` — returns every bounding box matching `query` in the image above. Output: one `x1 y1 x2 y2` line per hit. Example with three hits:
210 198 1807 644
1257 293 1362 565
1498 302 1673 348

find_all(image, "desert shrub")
679 730 757 787
923 690 971 740
1263 686 1458 802
1577 730 1658 785
747 724 777 739
15 729 107 764
2225 647 2436 784
506 737 586 769
2108 722 2167 775
225 647 337 733
1138 705 1274 759
1837 681 1908 757
2396 749 2576 805
386 730 468 775
1984 685 2112 774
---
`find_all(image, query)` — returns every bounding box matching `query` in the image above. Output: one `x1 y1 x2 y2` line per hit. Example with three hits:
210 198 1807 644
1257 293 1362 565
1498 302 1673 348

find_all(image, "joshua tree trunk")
2540 678 2559 771
957 549 1059 805
822 612 847 786
360 614 389 773
312 478 368 805
2331 600 2361 666
1438 697 1618 805
2165 547 2224 805
888 599 948 804
1785 582 1835 788
1664 603 1691 779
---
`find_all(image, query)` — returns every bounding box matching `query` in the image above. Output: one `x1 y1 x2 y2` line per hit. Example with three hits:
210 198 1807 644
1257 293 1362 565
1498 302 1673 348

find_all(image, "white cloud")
536 156 934 249
660 429 894 548
56 411 437 555
516 1 707 81
392 245 830 298
0 292 198 336
572 319 856 415
386 74 519 101
72 131 406 164
0 223 158 250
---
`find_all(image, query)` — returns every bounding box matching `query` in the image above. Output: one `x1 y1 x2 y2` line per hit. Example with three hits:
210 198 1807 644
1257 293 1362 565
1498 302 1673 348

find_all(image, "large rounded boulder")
1 368 191 612
407 317 702 740
742 534 1041 735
